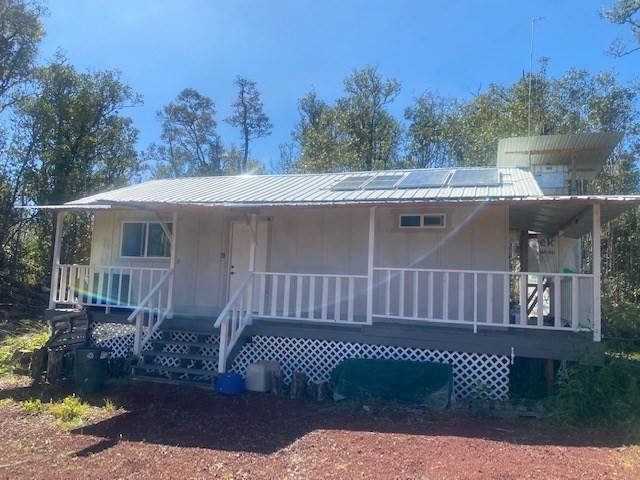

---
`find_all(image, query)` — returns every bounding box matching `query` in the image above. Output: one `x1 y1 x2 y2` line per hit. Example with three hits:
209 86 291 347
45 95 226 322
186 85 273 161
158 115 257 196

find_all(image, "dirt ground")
0 375 638 480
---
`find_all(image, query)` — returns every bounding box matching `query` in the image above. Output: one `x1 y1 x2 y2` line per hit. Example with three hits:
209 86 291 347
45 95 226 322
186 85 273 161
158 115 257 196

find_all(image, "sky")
38 0 638 167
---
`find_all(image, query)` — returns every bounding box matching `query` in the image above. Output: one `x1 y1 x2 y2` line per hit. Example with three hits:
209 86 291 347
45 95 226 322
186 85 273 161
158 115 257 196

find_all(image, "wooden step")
142 350 219 363
150 338 219 350
133 363 218 378
131 374 214 389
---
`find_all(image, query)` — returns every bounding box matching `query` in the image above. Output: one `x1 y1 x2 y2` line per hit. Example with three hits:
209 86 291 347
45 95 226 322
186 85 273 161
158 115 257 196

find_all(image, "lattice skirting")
231 335 510 400
89 322 157 358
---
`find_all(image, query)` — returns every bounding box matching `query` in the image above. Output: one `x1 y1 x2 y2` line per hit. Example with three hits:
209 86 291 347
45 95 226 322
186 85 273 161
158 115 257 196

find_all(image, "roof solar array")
397 169 451 188
331 175 374 191
363 173 405 189
331 168 502 191
449 169 501 186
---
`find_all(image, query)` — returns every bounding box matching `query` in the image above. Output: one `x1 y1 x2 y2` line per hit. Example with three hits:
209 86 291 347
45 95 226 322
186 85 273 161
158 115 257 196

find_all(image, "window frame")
399 213 446 230
120 221 173 258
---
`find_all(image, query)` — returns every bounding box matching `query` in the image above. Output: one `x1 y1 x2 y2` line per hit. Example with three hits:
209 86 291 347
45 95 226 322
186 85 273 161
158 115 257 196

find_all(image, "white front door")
228 221 268 301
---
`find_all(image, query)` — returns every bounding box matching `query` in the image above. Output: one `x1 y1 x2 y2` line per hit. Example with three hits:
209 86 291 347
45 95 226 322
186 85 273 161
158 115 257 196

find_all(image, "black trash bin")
74 347 109 394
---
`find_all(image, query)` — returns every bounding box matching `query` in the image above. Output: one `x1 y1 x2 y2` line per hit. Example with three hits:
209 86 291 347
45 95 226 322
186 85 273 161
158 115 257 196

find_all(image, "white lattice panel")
231 336 510 400
89 322 136 358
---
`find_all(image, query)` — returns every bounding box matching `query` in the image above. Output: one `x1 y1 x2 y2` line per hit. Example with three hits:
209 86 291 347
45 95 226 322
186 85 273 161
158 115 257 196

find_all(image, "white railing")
214 273 254 373
130 268 175 356
214 271 369 373
52 264 172 311
252 271 369 324
373 267 595 337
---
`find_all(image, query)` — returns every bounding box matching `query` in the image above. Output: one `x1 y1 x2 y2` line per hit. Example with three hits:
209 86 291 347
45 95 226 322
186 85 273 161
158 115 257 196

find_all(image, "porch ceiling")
509 199 640 237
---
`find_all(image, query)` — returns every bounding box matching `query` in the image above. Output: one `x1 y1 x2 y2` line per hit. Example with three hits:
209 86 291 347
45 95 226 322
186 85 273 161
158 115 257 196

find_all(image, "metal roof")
496 132 623 180
66 167 542 208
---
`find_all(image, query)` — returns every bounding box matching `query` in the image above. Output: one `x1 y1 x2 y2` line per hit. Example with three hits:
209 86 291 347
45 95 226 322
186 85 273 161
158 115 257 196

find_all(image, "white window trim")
120 221 173 258
399 213 446 229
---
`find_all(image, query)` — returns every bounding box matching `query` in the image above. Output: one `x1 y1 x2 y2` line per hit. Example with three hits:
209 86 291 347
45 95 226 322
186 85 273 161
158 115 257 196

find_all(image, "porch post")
166 211 178 315
247 213 257 313
592 204 601 342
48 211 66 309
366 207 376 324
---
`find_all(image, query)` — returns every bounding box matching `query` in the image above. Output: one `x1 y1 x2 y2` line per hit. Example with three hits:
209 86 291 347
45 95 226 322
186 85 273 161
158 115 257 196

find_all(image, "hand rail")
127 268 174 322
214 273 253 328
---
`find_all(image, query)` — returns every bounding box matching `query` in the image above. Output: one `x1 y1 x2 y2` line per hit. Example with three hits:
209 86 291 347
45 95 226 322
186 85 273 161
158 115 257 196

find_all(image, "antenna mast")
528 17 545 138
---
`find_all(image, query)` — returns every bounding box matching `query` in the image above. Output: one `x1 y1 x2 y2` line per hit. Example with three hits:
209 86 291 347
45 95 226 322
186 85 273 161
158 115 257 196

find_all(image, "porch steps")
132 328 221 387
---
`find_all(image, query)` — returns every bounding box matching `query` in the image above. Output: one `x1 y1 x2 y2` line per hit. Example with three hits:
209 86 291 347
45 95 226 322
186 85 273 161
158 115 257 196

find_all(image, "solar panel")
331 175 374 191
397 169 451 188
363 173 405 190
448 169 501 187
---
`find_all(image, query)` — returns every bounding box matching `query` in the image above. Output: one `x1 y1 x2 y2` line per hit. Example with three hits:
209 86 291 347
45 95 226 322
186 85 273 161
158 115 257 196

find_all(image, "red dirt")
0 376 638 479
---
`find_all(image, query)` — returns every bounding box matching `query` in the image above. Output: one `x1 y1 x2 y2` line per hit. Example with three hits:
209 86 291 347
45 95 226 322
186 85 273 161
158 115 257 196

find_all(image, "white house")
42 133 640 399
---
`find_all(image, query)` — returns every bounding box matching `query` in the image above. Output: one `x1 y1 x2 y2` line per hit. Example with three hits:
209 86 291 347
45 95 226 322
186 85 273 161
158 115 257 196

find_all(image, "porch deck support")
48 212 66 309
592 204 601 342
366 207 376 325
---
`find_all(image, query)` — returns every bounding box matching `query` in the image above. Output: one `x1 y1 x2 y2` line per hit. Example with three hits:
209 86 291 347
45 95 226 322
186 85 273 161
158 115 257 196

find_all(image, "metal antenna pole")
528 17 545 139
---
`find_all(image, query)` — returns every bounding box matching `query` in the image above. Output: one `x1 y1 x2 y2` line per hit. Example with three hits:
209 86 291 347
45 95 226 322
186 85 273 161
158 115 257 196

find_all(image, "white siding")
91 205 508 316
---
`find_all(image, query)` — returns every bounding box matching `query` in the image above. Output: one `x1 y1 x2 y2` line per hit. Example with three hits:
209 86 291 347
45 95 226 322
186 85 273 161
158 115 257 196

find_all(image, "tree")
147 88 223 178
0 0 44 276
334 65 402 171
0 0 45 113
601 0 640 57
294 91 343 173
225 76 272 171
404 91 458 168
17 59 142 280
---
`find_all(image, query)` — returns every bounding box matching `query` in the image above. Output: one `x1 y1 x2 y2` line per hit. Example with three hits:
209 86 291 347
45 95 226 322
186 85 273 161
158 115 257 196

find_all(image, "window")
399 214 445 229
121 222 172 257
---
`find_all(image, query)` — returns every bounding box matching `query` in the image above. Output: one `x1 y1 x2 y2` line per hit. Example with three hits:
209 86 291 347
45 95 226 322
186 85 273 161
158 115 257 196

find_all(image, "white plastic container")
245 360 281 392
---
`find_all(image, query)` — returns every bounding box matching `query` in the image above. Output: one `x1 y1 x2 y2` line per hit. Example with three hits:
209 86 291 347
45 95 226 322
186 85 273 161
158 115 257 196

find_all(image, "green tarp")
331 358 453 409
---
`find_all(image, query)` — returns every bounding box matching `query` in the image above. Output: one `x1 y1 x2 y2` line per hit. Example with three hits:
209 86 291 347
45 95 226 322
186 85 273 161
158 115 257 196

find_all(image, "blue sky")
39 1 638 166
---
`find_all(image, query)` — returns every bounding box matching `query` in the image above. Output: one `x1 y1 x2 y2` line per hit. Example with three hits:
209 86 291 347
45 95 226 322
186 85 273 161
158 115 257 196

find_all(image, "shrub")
548 357 640 428
0 327 50 375
21 398 45 416
48 395 89 426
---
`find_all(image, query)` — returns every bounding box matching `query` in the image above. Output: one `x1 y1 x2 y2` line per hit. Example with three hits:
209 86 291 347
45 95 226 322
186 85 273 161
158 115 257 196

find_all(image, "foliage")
225 76 272 171
548 356 640 428
21 398 44 415
0 325 49 374
0 0 45 112
603 300 640 351
601 0 640 57
147 88 224 178
294 66 403 172
48 394 89 427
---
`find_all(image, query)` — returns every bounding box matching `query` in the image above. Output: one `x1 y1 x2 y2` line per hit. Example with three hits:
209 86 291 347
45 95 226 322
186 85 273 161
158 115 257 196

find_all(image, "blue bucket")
215 372 245 395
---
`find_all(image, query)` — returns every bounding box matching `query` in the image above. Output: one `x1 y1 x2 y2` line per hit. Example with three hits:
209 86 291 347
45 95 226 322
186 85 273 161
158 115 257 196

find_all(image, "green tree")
0 0 45 276
18 59 141 280
601 0 640 57
294 91 343 173
334 65 402 171
225 76 272 172
0 0 45 112
146 88 223 178
404 91 458 168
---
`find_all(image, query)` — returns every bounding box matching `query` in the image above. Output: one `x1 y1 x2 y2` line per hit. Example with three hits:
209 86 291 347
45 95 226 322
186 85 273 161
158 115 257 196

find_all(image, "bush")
548 357 640 428
0 326 50 374
48 395 89 427
603 300 640 352
21 398 45 416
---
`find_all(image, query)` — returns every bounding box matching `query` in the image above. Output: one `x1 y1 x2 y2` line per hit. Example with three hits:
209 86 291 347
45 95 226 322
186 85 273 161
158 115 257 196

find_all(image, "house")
42 133 640 400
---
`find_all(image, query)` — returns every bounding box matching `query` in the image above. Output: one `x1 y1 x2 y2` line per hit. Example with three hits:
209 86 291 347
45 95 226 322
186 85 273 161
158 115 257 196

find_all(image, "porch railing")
214 271 369 373
129 268 175 356
52 264 172 311
373 267 595 337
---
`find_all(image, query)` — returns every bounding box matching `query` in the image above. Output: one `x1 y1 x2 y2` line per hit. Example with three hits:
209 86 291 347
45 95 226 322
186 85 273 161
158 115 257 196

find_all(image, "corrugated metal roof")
66 167 542 208
496 132 623 180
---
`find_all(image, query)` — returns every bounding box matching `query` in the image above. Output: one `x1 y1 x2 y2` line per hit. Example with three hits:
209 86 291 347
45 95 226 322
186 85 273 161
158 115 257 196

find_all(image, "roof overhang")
29 195 640 238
